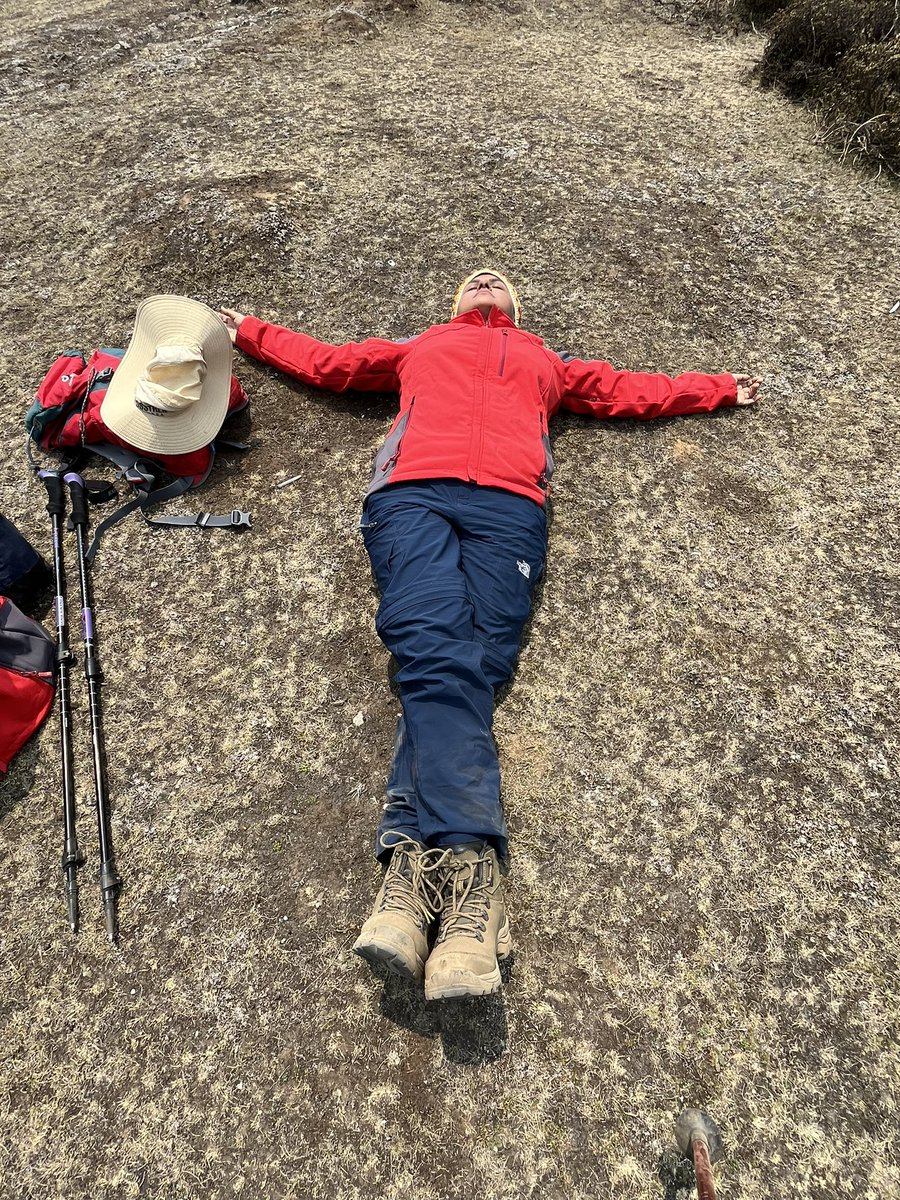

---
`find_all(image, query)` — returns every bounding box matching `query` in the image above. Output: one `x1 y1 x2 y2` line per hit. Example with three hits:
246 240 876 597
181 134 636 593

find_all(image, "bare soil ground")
1 0 898 1197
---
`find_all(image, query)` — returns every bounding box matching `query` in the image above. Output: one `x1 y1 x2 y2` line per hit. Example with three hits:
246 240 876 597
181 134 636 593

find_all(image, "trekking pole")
65 471 120 943
675 1109 725 1200
39 470 83 933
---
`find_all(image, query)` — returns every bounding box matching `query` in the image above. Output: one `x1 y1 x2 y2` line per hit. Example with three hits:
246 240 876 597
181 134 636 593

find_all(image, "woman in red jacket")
221 272 760 1002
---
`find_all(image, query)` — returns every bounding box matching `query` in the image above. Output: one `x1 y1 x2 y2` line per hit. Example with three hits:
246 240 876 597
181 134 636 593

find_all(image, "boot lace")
377 835 452 927
435 851 496 945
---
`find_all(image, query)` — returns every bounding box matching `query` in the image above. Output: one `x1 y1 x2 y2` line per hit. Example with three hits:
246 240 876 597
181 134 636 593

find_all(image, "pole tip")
104 903 118 945
675 1109 725 1163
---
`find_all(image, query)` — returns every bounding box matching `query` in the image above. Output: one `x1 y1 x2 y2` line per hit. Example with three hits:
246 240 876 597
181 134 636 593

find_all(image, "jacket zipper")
474 329 493 480
0 663 54 685
498 330 508 377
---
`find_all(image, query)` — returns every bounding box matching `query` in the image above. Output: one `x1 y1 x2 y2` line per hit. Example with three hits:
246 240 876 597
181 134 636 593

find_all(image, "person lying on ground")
219 271 761 1002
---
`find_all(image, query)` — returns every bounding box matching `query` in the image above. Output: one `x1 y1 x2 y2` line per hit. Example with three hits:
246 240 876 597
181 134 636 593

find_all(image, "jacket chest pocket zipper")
498 330 508 378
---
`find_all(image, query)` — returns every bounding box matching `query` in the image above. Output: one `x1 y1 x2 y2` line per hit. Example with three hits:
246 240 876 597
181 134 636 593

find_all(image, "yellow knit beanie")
451 269 522 325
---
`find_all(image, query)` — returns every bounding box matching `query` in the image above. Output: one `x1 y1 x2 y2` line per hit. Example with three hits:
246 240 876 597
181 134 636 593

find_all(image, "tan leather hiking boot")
424 842 512 1001
353 837 450 980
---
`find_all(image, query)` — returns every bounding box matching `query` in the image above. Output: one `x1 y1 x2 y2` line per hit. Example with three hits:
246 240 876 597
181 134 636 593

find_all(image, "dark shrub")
820 40 900 171
734 0 793 26
760 0 897 91
757 0 899 173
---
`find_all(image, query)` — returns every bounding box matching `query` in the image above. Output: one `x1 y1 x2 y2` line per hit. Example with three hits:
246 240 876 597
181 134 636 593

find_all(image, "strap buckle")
194 510 251 529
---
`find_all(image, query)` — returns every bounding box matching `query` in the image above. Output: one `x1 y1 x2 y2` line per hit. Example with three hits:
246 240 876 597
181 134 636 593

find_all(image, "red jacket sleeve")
235 315 405 393
560 357 737 420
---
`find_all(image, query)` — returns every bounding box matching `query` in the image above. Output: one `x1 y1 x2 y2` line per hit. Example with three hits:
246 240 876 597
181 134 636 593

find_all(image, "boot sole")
425 920 513 1000
425 964 503 1001
353 939 424 982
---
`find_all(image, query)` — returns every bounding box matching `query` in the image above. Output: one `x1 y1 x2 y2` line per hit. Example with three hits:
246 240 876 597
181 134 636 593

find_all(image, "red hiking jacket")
236 306 737 506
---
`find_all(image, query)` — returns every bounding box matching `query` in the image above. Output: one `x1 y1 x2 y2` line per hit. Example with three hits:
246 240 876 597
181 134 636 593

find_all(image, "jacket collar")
450 306 519 330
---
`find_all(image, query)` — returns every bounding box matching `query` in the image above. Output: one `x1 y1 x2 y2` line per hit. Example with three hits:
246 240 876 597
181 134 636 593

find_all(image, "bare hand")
730 374 762 406
219 307 247 343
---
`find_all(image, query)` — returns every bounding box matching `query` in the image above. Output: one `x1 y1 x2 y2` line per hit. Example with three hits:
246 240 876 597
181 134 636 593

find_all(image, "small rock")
323 6 380 36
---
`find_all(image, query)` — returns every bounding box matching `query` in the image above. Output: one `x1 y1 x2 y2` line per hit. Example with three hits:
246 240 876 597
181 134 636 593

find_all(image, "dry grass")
660 0 900 174
1 0 899 1197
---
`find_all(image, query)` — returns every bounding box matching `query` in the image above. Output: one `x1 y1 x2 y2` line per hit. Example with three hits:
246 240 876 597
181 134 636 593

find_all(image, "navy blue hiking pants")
360 480 547 865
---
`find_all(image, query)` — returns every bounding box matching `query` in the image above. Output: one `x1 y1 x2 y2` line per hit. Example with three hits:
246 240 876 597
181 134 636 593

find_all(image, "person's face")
455 273 516 320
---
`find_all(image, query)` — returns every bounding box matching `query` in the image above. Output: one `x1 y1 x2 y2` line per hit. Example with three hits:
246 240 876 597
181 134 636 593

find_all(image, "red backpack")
26 348 251 559
0 597 55 775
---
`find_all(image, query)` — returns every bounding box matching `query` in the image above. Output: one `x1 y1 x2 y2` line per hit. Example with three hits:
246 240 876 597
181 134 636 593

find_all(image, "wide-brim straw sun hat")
100 295 233 456
451 268 522 325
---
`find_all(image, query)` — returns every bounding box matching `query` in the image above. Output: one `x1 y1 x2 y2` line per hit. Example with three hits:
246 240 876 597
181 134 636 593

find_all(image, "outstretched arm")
219 308 404 394
560 355 760 419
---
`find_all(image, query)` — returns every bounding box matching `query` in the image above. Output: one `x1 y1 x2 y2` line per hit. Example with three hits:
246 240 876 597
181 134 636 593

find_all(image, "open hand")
730 374 762 406
219 307 247 343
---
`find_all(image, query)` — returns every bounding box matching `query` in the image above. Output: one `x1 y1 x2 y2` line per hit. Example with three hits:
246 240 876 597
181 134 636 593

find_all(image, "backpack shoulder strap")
84 471 194 563
84 446 250 562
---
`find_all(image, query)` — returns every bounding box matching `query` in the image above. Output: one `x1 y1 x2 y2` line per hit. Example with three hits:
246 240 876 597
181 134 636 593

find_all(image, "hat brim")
100 295 233 455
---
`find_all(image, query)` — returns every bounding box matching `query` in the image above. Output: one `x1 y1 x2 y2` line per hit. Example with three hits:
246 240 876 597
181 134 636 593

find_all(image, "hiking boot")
353 836 450 981
424 841 512 1001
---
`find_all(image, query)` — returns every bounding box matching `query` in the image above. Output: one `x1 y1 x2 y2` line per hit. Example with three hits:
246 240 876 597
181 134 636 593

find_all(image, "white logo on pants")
517 560 531 579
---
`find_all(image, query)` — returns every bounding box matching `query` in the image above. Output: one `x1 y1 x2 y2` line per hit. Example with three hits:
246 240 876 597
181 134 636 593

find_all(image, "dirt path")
1 2 898 1197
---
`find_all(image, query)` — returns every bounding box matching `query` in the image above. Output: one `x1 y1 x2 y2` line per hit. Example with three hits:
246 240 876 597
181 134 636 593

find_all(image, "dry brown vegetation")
759 0 900 174
662 0 900 175
1 0 899 1198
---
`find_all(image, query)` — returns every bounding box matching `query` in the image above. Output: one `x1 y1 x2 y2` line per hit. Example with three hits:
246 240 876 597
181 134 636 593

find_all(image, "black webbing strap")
85 476 193 563
145 510 251 530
